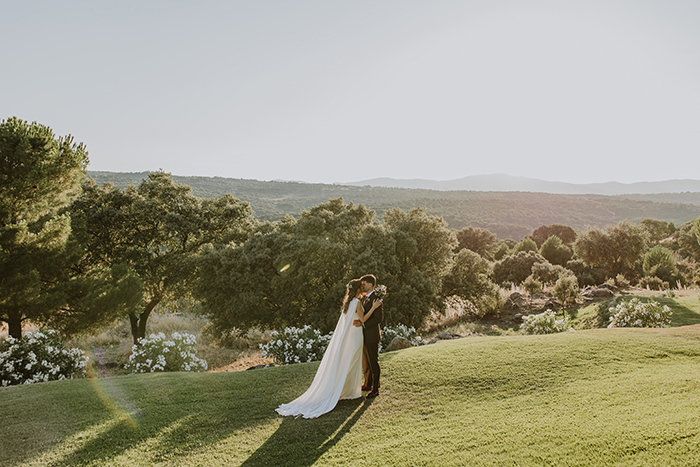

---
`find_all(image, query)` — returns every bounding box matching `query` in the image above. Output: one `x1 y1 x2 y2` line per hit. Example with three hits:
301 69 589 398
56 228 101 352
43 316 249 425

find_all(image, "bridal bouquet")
374 284 387 300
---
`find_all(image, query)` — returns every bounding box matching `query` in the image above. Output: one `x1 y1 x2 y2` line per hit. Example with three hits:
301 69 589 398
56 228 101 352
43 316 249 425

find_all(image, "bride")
276 278 382 419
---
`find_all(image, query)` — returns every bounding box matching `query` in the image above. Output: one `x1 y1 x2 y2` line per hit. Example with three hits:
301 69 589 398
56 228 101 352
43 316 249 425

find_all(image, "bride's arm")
360 299 382 323
355 300 366 322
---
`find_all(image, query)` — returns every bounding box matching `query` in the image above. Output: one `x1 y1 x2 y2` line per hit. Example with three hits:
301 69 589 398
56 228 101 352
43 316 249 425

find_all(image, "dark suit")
362 291 383 392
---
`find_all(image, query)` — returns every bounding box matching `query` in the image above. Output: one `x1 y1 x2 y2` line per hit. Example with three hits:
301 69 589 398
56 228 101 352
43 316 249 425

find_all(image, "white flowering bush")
379 324 423 353
260 326 332 365
1 330 88 387
521 310 571 335
126 332 208 373
608 298 672 328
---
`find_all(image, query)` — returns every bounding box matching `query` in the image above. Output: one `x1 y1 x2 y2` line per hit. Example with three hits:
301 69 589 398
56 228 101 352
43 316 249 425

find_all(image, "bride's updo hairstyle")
341 279 362 314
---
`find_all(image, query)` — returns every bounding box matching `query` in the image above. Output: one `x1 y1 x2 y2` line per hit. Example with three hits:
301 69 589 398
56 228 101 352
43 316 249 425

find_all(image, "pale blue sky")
3 0 699 184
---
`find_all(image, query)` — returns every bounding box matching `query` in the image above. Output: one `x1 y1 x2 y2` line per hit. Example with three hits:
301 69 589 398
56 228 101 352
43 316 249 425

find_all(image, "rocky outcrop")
581 287 615 298
385 337 414 352
505 292 527 310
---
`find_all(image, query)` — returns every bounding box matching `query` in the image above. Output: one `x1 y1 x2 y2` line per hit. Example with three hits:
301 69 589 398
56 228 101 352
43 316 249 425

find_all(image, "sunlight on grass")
23 419 122 467
4 303 700 465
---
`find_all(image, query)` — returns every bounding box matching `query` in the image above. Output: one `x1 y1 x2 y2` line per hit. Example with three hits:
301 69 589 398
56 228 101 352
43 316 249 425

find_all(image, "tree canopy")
0 118 88 338
73 172 255 343
574 221 647 283
196 201 456 336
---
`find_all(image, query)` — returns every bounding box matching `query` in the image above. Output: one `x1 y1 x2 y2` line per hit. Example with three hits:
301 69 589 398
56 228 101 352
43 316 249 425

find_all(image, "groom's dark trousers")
362 294 383 392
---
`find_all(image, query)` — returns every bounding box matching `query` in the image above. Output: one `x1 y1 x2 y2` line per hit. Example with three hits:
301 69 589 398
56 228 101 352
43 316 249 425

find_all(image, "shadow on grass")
240 397 371 466
8 365 313 466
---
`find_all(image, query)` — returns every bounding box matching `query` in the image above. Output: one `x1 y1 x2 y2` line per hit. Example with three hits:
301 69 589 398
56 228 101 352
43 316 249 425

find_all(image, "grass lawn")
3 317 700 466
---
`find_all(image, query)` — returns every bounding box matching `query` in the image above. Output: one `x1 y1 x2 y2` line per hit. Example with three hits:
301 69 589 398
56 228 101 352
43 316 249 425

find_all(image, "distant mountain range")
344 174 700 195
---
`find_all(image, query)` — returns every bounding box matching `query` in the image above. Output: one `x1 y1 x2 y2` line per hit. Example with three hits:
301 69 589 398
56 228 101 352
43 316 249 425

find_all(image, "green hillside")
3 325 700 466
88 171 700 238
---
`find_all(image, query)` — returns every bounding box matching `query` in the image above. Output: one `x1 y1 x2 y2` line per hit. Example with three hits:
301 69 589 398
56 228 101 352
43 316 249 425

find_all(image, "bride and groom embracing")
276 274 384 419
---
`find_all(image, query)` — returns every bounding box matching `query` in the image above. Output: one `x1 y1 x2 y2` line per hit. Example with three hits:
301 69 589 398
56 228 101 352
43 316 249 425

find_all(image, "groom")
354 274 383 398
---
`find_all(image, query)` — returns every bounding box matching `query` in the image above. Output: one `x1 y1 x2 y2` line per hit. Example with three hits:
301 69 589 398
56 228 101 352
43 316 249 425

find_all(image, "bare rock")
246 364 272 370
581 287 615 298
385 337 414 352
505 292 527 310
426 332 463 345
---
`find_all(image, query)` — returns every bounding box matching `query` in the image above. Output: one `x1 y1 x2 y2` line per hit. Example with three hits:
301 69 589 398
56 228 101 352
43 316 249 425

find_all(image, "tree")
351 208 457 329
539 235 573 266
442 249 503 317
640 219 676 245
0 118 88 338
530 224 577 248
455 226 499 259
493 242 510 261
74 172 254 344
197 202 456 334
671 219 700 262
492 251 545 286
574 221 647 284
530 261 572 286
196 199 375 336
513 237 538 254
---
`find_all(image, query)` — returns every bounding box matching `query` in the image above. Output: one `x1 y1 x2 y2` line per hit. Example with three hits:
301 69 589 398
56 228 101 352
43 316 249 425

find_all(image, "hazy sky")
4 0 700 184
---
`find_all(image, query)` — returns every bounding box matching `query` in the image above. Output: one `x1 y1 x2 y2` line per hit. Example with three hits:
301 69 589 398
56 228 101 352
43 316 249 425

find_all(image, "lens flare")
87 347 142 428
279 264 291 273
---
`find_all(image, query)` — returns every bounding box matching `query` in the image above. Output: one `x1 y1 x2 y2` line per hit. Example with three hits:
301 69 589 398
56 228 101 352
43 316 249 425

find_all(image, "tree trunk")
129 299 160 345
8 312 23 339
129 312 140 345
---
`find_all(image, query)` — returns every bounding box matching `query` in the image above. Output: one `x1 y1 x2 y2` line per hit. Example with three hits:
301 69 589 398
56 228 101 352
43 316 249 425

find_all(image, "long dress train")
276 299 363 419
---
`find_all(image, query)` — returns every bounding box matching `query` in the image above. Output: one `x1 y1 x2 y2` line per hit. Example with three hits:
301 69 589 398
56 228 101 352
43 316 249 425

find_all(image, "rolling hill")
87 171 700 239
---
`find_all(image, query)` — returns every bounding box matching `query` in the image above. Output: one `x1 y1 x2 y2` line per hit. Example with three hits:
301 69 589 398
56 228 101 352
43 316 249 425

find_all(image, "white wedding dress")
276 298 363 419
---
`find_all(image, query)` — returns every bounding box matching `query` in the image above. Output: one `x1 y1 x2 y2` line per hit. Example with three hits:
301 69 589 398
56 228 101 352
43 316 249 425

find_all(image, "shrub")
126 332 208 373
1 330 88 386
531 261 572 286
607 298 672 328
553 274 579 305
520 310 571 335
594 301 612 327
638 276 669 291
522 275 542 296
259 326 332 365
643 246 677 282
379 324 422 353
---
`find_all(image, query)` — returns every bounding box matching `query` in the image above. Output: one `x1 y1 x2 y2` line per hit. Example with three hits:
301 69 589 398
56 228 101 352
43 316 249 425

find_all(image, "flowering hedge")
260 324 424 365
521 310 571 335
126 332 208 373
260 326 332 365
1 330 88 387
608 298 672 328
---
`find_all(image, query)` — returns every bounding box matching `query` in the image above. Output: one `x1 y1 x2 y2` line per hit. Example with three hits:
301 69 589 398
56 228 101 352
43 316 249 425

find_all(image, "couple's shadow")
240 397 372 466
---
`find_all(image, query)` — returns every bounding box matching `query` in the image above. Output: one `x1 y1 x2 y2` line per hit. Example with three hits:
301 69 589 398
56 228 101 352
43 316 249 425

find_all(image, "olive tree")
455 226 499 259
574 221 646 284
442 249 503 317
196 199 374 336
74 172 254 344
